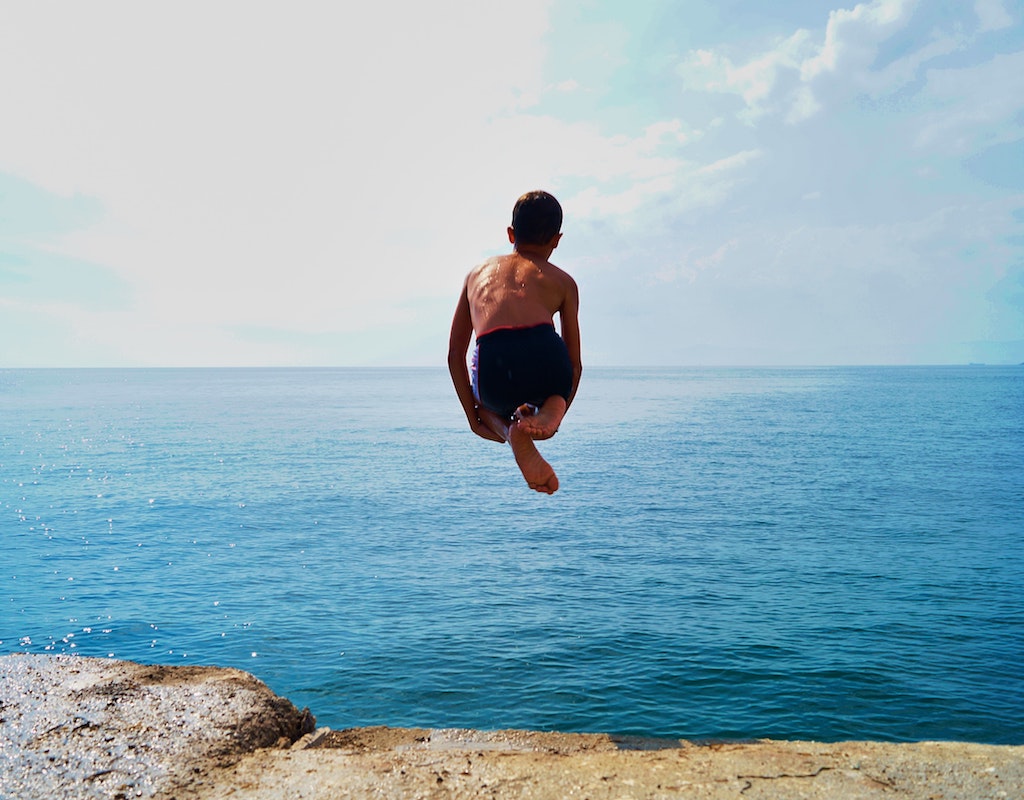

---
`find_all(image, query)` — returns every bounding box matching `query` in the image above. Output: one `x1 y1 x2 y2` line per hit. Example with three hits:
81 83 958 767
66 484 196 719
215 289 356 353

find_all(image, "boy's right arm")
448 283 505 443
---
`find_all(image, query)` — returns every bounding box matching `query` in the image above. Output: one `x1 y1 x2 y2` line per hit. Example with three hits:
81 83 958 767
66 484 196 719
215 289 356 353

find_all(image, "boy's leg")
479 402 559 494
477 405 511 442
508 421 559 494
514 395 567 440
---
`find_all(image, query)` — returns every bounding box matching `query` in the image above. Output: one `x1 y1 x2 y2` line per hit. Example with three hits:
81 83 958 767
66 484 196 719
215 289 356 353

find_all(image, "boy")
448 191 582 494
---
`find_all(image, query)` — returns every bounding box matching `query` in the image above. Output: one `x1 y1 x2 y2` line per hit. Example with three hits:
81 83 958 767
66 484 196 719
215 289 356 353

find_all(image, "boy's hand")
472 417 506 443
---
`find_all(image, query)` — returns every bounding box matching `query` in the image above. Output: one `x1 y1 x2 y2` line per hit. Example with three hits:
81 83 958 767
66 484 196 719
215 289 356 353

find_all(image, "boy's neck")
514 243 555 260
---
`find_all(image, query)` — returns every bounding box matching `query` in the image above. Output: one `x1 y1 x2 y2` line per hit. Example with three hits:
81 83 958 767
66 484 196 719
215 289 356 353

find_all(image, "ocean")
2 366 1021 745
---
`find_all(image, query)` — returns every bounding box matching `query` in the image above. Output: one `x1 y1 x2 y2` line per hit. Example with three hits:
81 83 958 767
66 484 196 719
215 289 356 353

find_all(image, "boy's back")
465 252 576 338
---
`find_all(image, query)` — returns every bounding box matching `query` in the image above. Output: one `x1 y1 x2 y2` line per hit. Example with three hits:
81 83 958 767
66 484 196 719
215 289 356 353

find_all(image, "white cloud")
0 0 560 364
801 0 917 80
680 30 814 123
0 0 757 365
914 51 1024 152
566 144 763 231
655 238 739 285
680 0 920 124
859 33 963 97
695 149 763 176
975 0 1014 32
674 0 1020 157
682 198 1019 357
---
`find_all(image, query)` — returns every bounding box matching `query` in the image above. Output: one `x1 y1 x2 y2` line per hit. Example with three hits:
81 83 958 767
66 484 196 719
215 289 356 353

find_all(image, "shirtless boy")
448 190 582 494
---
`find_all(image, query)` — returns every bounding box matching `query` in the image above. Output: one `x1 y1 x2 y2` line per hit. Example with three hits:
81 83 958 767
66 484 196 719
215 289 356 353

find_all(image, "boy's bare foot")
514 396 567 440
513 402 539 421
508 423 559 494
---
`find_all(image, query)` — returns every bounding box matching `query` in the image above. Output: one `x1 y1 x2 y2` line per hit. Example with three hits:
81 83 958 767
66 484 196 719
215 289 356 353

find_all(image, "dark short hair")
511 191 562 245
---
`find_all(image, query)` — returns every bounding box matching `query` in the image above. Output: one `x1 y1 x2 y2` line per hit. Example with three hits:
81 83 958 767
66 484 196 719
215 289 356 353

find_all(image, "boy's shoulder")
542 259 578 290
469 252 509 270
464 255 503 284
466 253 577 291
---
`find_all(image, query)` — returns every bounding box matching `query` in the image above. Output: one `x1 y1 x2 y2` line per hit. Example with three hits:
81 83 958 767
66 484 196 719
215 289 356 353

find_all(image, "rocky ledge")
0 653 313 799
2 653 1021 799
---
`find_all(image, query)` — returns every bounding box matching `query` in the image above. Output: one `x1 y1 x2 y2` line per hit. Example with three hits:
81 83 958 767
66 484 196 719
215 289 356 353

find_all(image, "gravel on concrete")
0 653 313 799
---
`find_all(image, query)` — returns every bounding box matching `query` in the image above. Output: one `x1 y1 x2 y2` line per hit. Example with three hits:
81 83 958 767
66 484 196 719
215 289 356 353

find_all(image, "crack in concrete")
737 765 834 793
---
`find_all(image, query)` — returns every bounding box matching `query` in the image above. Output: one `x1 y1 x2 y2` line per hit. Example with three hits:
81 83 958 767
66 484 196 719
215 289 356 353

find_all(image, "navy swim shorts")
472 323 573 420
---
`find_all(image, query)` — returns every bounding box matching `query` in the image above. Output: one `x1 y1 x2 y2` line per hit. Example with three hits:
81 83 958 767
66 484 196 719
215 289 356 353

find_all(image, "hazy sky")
2 0 1022 367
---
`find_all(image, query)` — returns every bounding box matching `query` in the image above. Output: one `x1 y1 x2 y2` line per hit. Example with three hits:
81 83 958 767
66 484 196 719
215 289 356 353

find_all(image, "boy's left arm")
559 277 583 410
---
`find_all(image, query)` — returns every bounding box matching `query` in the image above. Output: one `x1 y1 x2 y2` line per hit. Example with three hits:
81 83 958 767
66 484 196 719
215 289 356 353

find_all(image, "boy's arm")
559 276 583 410
448 283 505 443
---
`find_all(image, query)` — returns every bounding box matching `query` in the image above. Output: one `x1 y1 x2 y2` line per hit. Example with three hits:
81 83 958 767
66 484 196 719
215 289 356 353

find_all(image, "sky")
1 0 1022 367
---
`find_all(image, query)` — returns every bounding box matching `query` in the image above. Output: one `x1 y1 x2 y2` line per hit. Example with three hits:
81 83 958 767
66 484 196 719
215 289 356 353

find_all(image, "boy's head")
511 191 562 246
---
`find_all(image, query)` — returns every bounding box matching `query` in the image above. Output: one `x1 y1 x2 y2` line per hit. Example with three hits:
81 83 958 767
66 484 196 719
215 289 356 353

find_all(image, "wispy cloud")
0 0 1020 366
677 0 936 124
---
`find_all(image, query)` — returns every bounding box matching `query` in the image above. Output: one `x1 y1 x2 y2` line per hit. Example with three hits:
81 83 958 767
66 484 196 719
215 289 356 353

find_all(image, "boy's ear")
507 226 516 244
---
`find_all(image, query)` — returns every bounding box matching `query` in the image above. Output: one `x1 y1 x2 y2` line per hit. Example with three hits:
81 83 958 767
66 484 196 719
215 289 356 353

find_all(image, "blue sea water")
1 366 1022 745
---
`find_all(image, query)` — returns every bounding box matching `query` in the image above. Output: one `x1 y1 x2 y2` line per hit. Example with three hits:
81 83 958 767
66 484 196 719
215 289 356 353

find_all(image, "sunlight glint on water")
2 366 1021 744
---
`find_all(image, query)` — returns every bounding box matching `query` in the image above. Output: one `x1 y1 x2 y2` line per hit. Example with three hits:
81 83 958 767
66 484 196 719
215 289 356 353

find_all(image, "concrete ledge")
2 654 1021 799
209 726 1024 800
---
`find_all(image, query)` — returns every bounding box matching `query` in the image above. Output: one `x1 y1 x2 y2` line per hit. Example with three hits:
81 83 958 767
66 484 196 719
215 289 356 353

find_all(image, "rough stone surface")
0 653 313 799
200 726 1024 800
2 654 1022 800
